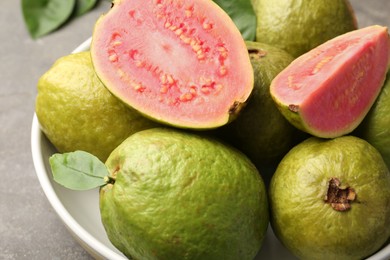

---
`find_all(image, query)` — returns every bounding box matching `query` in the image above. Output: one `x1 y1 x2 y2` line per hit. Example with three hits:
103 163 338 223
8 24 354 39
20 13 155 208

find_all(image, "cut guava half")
91 0 253 129
270 25 390 138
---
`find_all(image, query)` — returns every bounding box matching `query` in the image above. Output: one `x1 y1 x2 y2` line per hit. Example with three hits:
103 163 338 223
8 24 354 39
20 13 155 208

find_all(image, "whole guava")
251 0 357 57
269 135 390 260
100 128 269 260
217 41 305 175
35 51 159 161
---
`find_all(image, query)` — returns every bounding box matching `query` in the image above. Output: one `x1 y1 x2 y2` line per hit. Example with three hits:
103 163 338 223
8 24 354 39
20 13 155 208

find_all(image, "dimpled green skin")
219 41 302 168
252 0 357 57
269 136 390 260
100 128 269 260
356 72 390 168
36 51 158 161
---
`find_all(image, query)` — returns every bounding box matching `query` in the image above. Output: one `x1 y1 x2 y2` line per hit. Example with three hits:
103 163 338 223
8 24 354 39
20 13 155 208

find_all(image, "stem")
104 175 116 185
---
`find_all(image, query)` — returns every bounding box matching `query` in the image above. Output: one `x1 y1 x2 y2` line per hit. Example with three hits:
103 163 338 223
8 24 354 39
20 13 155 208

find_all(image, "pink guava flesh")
91 0 253 129
270 25 390 138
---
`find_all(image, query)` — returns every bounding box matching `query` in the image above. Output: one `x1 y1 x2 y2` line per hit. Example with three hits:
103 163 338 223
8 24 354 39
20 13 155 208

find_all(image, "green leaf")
213 0 257 41
49 151 109 190
75 0 98 16
22 0 76 39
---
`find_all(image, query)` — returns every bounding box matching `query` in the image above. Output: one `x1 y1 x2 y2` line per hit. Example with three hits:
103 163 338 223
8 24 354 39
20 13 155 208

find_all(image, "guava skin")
355 72 390 169
269 136 390 260
100 128 269 260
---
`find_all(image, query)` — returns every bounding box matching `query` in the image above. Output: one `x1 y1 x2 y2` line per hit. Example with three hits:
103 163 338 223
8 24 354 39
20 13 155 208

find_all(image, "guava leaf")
22 0 76 39
213 0 257 41
75 0 98 16
49 151 109 190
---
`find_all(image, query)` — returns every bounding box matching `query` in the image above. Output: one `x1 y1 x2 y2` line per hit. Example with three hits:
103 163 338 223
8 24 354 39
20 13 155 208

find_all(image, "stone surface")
0 1 389 259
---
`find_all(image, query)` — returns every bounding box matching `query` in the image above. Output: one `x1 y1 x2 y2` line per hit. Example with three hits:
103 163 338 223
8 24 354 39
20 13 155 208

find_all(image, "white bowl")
31 38 390 260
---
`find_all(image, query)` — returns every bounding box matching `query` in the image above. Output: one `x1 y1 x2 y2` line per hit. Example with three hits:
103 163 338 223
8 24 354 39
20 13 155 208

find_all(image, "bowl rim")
30 37 125 260
31 113 126 260
30 37 390 260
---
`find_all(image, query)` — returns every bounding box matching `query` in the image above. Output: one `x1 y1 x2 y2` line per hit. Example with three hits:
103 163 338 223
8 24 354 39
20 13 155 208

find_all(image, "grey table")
1 1 389 259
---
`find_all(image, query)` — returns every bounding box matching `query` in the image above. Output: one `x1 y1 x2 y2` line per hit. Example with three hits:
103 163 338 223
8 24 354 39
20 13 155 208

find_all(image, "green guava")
269 135 390 260
100 128 269 260
35 51 159 161
270 25 390 138
217 42 305 168
354 71 390 169
90 0 254 129
251 0 357 57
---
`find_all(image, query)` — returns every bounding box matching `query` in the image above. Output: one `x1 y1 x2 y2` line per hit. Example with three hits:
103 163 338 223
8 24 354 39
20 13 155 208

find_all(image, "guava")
90 0 254 129
354 71 390 168
270 25 390 138
35 51 159 161
269 135 390 260
217 41 304 173
100 128 269 260
251 0 357 57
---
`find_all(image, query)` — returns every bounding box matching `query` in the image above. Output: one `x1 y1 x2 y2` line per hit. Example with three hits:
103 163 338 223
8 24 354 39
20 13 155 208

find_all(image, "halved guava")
91 0 253 129
270 25 390 138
